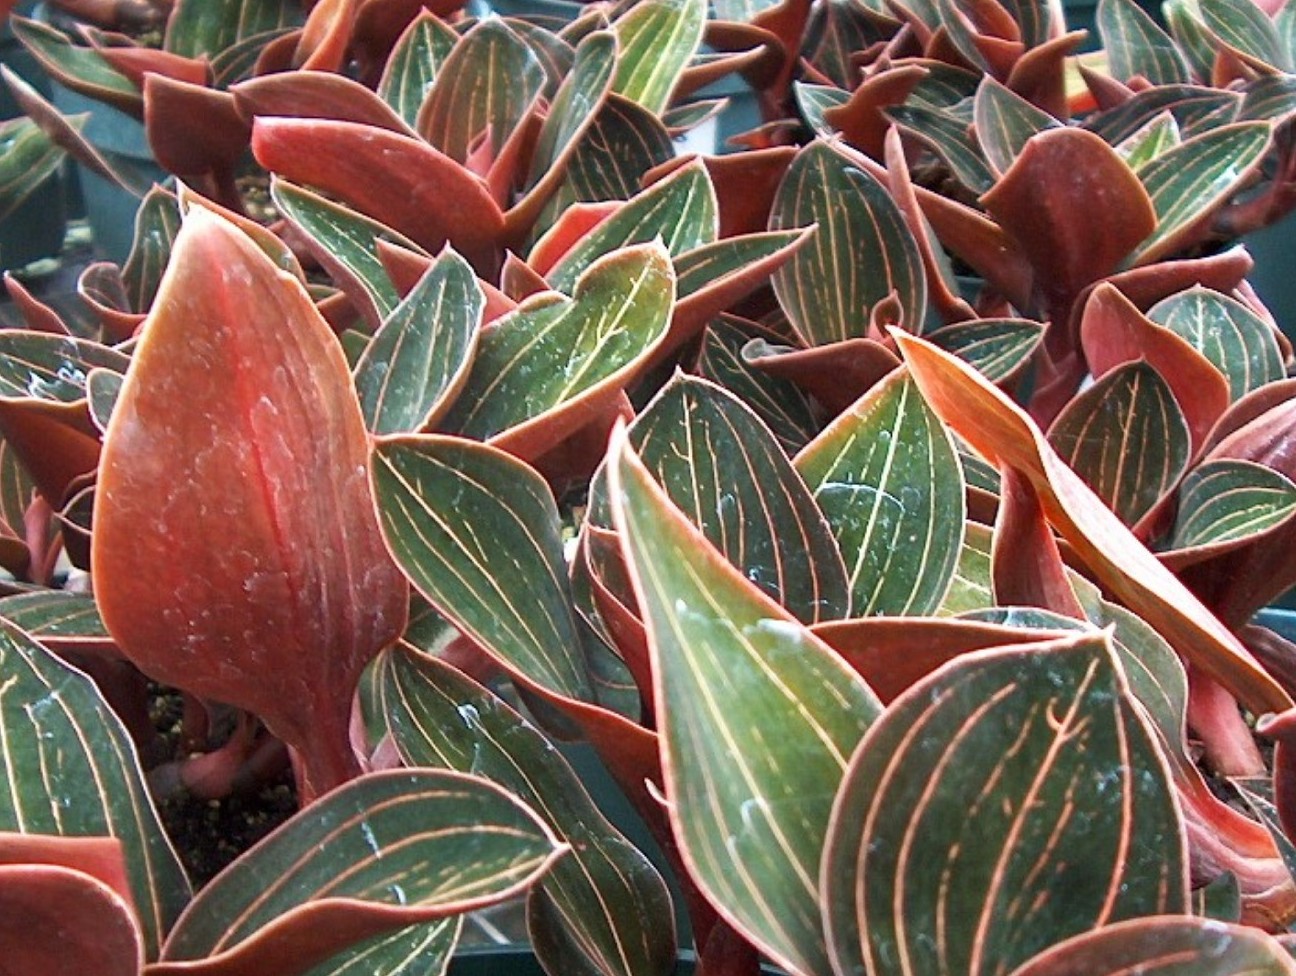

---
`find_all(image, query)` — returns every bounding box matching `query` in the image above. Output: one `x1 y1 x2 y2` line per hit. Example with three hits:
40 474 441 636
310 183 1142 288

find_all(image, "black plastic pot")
449 948 784 975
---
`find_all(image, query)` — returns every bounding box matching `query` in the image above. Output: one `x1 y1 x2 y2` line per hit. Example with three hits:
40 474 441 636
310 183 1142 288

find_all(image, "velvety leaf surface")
165 0 305 59
926 318 1045 383
378 12 458 128
271 179 406 328
10 16 140 116
441 243 673 454
695 316 820 455
973 78 1060 176
377 649 676 976
1048 361 1190 526
1194 873 1242 922
1131 123 1272 264
615 373 850 623
354 247 483 436
1084 86 1239 146
938 521 995 615
1005 916 1296 976
795 369 966 616
0 619 189 959
540 159 716 295
546 93 675 210
887 102 996 194
893 331 1290 715
771 140 926 345
0 116 66 225
1199 0 1287 71
1098 0 1192 84
0 332 127 402
92 209 409 795
608 432 881 976
121 186 181 315
371 435 594 704
0 590 110 651
417 19 546 162
1148 286 1285 401
611 0 706 114
1118 113 1182 171
823 633 1188 976
158 770 564 973
1169 459 1296 551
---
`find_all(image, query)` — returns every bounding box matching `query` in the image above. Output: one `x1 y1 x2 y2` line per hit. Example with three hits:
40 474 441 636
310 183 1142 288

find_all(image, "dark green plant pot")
1256 606 1296 639
1242 209 1296 345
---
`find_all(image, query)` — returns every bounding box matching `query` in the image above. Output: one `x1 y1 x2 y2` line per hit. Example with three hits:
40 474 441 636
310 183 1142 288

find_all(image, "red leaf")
93 209 409 798
993 467 1086 617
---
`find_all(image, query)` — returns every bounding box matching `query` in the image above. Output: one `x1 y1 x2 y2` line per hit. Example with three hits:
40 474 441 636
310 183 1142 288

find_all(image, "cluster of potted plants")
7 0 1296 973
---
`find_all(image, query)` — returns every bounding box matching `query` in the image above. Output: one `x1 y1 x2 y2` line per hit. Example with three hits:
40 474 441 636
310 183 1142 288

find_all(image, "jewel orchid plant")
4 0 1296 974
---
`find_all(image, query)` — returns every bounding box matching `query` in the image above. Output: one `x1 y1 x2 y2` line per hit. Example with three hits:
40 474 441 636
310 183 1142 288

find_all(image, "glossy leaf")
973 78 1060 176
611 0 706 114
378 649 676 976
0 619 189 959
378 12 458 128
441 243 673 455
1169 459 1296 551
695 316 819 455
552 94 676 208
93 209 409 797
1084 86 1240 146
417 19 546 162
617 373 850 623
1131 123 1272 264
771 140 926 345
372 435 594 704
1007 916 1296 976
1048 361 1190 526
158 770 563 973
354 247 483 436
540 158 716 295
796 368 966 616
1098 0 1192 84
271 179 406 328
165 0 305 59
823 632 1188 976
1148 286 1285 401
0 589 110 651
608 431 881 976
926 318 1045 383
893 331 1291 715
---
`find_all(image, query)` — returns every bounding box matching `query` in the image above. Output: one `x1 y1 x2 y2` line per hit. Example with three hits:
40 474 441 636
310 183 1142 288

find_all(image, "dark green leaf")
938 521 994 615
378 13 458 129
611 0 706 114
0 590 109 643
442 243 673 447
1131 122 1272 264
0 332 128 403
160 770 562 967
888 102 996 194
1239 75 1296 122
164 0 305 59
1084 86 1240 146
1148 286 1284 400
696 317 819 454
1117 112 1181 170
674 230 809 300
973 78 1060 176
608 432 881 976
1200 0 1287 71
771 140 926 345
121 186 181 315
271 179 407 327
10 16 139 115
209 27 297 89
614 373 851 622
794 82 849 138
542 158 716 295
0 115 66 225
354 247 483 436
1048 361 1190 526
0 620 189 959
372 436 594 704
1193 872 1242 922
1098 0 1192 84
378 649 676 976
418 19 546 162
823 632 1188 976
795 369 966 615
926 318 1045 382
525 30 618 192
1167 0 1220 79
1169 459 1296 550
